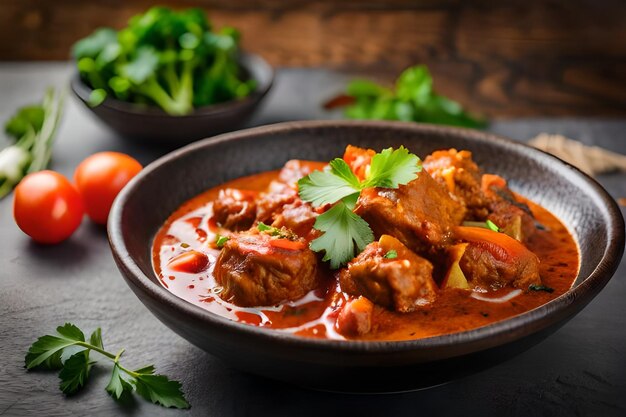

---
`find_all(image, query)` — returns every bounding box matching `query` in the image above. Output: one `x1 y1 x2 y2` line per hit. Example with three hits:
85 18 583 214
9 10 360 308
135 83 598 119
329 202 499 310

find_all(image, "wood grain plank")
0 0 624 116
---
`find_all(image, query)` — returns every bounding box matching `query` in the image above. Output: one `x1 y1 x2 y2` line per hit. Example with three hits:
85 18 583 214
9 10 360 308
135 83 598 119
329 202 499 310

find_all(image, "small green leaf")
106 363 134 400
486 219 500 232
25 323 86 369
89 328 104 349
59 351 92 395
121 47 160 84
215 235 229 248
346 79 392 97
4 106 45 139
88 89 107 107
133 365 156 375
363 146 422 189
383 250 398 259
309 201 374 269
297 159 361 208
257 222 272 232
134 374 190 409
529 284 554 293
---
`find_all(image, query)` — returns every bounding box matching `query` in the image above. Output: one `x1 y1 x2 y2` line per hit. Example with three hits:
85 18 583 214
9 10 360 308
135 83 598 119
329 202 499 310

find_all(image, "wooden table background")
1 0 625 117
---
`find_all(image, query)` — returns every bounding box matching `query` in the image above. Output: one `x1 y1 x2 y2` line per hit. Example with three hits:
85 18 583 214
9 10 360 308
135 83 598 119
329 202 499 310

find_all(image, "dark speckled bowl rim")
71 52 273 118
108 120 625 356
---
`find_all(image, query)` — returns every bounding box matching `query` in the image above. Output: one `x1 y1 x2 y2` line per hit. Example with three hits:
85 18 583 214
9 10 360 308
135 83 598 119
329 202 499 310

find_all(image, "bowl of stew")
108 120 624 392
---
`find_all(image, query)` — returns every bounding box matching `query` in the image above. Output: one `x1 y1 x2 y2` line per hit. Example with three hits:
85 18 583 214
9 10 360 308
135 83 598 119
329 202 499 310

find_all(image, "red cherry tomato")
74 152 142 224
13 171 84 244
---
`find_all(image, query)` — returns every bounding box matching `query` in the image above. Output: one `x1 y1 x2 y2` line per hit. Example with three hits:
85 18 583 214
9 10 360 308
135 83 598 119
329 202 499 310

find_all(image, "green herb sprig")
298 146 421 268
25 323 189 409
0 88 64 199
334 65 486 128
72 7 255 115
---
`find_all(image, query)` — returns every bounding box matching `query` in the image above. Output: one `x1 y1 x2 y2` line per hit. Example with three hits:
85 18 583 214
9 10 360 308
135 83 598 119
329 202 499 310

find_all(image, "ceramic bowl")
71 52 273 147
108 121 624 392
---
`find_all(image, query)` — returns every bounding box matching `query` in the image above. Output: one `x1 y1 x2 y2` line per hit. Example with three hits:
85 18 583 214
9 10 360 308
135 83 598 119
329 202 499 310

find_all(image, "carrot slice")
167 250 209 273
269 239 306 251
454 226 535 264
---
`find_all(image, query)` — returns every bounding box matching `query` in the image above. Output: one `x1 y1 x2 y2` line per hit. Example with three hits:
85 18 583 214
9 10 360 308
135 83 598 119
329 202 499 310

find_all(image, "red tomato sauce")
152 167 579 341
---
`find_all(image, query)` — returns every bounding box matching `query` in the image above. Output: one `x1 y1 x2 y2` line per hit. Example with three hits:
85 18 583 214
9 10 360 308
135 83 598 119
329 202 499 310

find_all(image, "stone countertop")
1 63 625 417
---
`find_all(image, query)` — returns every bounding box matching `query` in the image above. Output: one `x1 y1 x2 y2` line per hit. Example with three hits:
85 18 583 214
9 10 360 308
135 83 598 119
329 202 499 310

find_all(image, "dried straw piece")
529 134 626 176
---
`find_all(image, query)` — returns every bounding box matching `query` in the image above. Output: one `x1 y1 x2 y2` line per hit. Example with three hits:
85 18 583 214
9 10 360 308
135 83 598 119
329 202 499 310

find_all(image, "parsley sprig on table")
25 323 189 409
298 146 421 268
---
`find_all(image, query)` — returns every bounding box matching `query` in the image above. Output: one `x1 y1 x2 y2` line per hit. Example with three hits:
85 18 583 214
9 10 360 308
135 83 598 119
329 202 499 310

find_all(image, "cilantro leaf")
363 146 421 188
89 328 104 349
384 250 398 259
134 374 190 409
309 201 374 269
133 365 156 375
215 235 229 248
338 65 487 128
25 323 85 369
297 158 361 207
106 363 134 400
59 351 93 395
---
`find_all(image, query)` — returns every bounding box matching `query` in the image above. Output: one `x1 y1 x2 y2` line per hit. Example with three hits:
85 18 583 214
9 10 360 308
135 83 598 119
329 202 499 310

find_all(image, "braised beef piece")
487 190 537 241
336 296 375 336
355 170 465 253
256 160 321 232
270 199 319 238
454 227 542 291
339 235 437 313
459 243 541 291
424 149 536 240
212 188 258 231
423 149 490 219
215 230 319 306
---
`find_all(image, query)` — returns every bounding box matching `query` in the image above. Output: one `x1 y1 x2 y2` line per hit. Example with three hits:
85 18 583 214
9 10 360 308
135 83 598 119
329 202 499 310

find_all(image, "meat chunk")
455 226 541 291
424 149 490 219
355 170 465 253
215 230 319 306
485 182 537 241
256 159 325 225
270 199 318 238
339 235 437 312
212 188 257 231
425 149 536 241
336 296 374 337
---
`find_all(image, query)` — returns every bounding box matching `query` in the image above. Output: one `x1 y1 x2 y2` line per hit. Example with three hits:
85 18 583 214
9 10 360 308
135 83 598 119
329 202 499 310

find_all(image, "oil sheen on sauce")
152 167 580 341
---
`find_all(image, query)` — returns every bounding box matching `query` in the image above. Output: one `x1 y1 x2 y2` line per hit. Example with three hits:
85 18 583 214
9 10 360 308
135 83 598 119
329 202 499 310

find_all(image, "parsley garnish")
25 323 189 409
383 250 398 259
298 146 421 268
257 222 297 240
529 284 554 293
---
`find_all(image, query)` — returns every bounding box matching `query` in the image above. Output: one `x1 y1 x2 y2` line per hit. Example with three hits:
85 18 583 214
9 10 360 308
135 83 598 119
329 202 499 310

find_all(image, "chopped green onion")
215 235 229 248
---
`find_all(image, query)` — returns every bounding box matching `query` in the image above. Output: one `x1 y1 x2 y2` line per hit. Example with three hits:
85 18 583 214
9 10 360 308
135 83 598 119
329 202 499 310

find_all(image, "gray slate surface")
1 63 625 417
